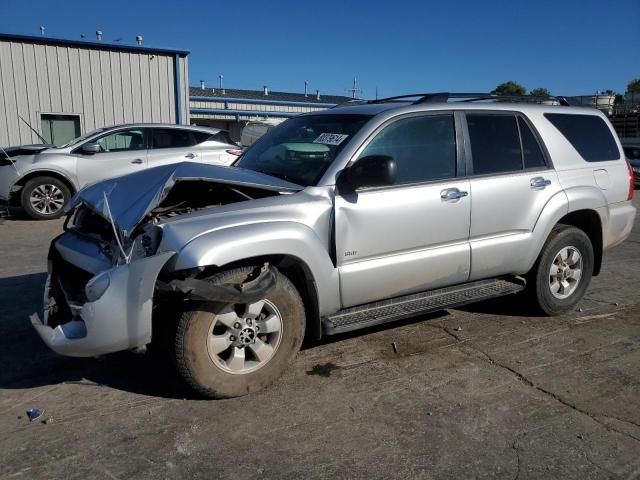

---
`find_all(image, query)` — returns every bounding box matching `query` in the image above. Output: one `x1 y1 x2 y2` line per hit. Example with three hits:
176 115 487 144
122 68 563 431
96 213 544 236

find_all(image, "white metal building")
0 32 189 147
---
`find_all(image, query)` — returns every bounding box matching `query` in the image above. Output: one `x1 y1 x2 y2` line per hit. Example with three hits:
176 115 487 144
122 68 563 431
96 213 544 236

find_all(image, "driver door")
75 128 148 186
335 112 471 308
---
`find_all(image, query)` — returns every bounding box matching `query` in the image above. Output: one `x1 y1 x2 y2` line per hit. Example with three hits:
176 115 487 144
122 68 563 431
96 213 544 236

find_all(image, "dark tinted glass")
193 131 211 144
212 131 233 144
623 146 640 160
518 117 547 169
360 114 456 184
152 129 194 149
467 114 522 175
545 113 619 162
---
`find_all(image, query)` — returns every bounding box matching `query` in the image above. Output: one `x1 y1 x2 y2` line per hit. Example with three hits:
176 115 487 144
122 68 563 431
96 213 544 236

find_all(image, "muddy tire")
527 225 594 316
20 176 71 220
174 266 305 398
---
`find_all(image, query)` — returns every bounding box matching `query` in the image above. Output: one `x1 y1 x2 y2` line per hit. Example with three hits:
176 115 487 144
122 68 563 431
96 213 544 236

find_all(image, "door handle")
530 177 551 190
131 158 144 164
185 152 196 159
440 188 468 201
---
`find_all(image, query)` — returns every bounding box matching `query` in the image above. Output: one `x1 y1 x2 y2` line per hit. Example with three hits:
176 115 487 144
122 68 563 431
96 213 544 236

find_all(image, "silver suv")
0 124 239 219
31 93 637 398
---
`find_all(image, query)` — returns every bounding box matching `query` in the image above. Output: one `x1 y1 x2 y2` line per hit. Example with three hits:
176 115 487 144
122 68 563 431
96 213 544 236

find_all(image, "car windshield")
236 114 372 186
58 128 108 148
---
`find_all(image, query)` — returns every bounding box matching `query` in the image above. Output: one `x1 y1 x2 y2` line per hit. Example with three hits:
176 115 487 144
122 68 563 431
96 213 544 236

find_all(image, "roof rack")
368 92 584 107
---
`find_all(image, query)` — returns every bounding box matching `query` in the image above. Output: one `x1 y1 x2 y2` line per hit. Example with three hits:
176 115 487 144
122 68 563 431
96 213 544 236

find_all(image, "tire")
174 266 306 398
527 225 594 316
20 176 71 220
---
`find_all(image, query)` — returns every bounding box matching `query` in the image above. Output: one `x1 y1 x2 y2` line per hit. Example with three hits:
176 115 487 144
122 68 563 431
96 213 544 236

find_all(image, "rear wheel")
527 225 594 315
174 266 305 398
20 176 71 220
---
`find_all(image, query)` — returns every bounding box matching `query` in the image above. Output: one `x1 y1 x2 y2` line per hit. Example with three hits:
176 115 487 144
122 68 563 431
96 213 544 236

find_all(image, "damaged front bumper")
30 249 175 357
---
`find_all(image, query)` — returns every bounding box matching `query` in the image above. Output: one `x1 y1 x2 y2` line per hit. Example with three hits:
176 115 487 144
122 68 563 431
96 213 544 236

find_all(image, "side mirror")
81 143 101 155
343 155 397 190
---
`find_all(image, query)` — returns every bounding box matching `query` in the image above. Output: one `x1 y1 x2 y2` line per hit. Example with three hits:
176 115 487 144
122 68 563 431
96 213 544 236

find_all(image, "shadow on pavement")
0 272 198 400
0 271 540 399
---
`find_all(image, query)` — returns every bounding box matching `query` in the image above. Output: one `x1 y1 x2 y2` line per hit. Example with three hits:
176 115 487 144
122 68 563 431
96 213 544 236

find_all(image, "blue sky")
1 0 638 98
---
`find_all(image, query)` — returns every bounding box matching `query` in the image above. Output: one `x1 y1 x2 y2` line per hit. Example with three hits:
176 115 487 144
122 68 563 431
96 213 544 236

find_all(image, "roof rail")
368 92 584 107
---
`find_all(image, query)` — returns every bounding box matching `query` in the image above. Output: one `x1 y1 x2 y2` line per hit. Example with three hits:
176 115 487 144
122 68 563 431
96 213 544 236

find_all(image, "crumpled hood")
1 144 54 158
66 162 302 238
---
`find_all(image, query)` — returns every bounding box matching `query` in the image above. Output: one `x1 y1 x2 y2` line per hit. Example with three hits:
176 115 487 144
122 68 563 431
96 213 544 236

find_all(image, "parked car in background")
240 119 284 147
31 93 636 398
623 143 640 186
0 124 240 219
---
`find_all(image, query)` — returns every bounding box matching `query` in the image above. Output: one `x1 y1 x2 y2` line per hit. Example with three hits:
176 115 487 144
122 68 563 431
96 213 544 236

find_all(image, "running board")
323 277 525 335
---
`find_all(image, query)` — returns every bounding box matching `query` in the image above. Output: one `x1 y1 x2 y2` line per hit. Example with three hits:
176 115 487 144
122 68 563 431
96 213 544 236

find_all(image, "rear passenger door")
335 112 471 308
147 128 199 167
192 131 236 165
464 112 562 280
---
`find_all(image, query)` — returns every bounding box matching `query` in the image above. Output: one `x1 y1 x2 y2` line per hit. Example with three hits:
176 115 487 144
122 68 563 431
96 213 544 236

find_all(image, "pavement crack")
434 321 640 445
511 439 522 480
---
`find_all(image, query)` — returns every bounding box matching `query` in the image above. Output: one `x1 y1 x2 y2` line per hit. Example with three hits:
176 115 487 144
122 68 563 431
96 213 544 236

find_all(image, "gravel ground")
1 199 639 480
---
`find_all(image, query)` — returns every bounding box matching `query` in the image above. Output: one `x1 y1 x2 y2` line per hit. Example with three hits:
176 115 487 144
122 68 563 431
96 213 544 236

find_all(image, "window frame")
39 112 82 146
72 127 149 155
342 110 466 193
149 127 197 150
461 110 553 179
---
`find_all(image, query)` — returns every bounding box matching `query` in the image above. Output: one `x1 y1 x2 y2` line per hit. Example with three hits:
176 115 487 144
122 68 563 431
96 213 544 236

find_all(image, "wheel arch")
167 222 341 340
556 209 604 276
10 170 77 206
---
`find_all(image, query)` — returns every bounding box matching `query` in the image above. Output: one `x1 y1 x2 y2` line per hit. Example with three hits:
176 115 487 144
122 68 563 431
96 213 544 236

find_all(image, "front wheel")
527 225 594 316
20 176 71 220
174 266 306 398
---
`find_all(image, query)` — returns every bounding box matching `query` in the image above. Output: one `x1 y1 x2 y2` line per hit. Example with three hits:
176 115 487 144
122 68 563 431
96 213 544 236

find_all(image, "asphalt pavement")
1 199 639 479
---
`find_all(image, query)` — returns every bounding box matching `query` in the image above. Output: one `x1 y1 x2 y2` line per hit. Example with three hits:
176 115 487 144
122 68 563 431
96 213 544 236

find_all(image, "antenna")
39 25 45 36
350 78 362 99
304 80 308 97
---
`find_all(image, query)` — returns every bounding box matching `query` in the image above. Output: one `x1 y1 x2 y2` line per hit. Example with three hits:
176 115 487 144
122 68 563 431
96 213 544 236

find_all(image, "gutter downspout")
174 54 183 125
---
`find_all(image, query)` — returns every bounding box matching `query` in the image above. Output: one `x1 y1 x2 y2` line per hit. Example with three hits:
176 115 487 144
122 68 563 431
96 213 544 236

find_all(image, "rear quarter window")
545 113 620 162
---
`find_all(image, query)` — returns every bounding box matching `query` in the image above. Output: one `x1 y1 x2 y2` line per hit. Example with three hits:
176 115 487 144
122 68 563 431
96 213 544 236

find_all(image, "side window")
518 117 547 169
95 129 145 153
192 131 211 144
467 114 522 175
151 129 194 149
359 114 456 185
545 113 620 162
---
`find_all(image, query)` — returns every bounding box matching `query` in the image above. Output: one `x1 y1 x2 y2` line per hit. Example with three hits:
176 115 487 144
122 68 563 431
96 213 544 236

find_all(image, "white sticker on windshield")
313 133 349 146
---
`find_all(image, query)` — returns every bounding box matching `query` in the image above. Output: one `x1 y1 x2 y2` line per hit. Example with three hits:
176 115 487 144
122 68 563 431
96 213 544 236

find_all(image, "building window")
41 114 81 146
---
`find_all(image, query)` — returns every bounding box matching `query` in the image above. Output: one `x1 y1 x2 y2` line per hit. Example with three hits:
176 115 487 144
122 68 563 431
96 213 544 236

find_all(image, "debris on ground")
454 327 462 332
392 342 398 353
26 408 44 422
42 417 54 425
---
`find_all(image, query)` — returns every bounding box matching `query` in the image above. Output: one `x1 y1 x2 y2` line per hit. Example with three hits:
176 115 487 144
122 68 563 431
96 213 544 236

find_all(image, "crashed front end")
30 162 300 357
30 213 175 357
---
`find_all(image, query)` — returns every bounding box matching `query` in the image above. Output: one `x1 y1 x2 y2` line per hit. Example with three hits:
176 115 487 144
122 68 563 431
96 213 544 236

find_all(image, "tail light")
226 149 243 156
626 160 635 200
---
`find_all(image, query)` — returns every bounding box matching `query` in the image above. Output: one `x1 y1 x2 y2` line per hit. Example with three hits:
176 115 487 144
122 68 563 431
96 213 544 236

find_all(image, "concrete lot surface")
1 200 639 480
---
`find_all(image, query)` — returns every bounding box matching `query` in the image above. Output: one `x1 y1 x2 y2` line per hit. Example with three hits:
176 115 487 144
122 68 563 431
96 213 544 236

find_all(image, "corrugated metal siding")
188 98 329 120
0 38 189 146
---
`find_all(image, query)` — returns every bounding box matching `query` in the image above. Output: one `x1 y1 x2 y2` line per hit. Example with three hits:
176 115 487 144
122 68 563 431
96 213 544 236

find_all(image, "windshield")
236 114 372 186
59 128 108 148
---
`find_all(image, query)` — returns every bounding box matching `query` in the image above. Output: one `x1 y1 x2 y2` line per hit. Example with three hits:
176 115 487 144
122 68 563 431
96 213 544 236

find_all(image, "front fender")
171 221 341 316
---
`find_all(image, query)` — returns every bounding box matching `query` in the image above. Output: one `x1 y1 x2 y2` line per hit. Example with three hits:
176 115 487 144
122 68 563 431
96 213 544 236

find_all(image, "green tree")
492 81 527 95
530 87 552 97
627 78 640 92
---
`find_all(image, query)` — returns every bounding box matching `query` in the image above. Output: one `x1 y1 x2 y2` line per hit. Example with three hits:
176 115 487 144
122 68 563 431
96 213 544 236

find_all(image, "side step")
323 277 525 335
